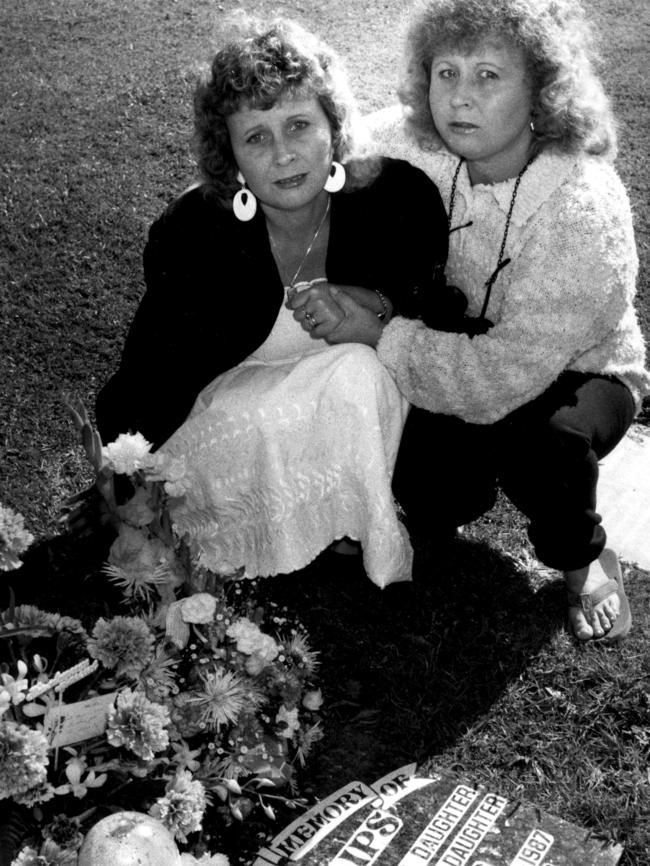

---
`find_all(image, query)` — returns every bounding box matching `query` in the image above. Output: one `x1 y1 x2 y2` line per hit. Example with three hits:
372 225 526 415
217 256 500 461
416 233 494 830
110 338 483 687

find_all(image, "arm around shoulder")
375 157 647 423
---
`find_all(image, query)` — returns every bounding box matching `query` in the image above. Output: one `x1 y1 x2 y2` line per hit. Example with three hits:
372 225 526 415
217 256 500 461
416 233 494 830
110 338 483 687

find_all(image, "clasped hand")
286 281 387 347
286 280 345 339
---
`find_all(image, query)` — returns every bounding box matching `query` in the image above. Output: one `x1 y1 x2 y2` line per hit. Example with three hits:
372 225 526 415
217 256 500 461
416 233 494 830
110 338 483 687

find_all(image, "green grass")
1 0 649 862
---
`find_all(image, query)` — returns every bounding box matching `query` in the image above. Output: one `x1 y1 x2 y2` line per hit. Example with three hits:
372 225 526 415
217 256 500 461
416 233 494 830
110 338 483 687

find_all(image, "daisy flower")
294 721 324 767
285 631 319 675
189 668 257 730
138 647 180 701
104 561 171 602
105 525 174 601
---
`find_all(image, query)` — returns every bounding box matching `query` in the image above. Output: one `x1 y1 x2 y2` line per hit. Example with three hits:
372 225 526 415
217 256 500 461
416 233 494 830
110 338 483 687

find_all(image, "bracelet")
374 289 389 321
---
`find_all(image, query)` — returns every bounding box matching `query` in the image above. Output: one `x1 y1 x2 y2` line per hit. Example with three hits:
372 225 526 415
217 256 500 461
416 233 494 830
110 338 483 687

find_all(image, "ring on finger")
305 312 317 329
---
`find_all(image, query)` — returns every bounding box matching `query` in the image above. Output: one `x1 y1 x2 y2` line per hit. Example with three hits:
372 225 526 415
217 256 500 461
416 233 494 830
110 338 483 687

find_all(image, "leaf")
21 702 47 717
64 397 107 473
252 778 276 789
64 397 87 434
82 423 96 463
214 785 228 802
91 426 105 463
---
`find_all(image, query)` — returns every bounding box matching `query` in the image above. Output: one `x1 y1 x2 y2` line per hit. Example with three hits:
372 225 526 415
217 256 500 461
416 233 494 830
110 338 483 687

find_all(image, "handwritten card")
44 692 118 748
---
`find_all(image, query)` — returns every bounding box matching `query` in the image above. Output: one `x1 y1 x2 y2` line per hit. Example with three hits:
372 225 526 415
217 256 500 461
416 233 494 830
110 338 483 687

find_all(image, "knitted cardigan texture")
370 108 650 424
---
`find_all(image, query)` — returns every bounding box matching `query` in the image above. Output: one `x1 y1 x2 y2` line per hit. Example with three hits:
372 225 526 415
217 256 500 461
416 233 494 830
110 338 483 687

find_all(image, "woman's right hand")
287 282 346 338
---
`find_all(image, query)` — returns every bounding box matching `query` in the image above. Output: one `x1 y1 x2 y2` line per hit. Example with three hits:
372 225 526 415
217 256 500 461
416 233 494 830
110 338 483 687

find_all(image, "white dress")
160 292 412 588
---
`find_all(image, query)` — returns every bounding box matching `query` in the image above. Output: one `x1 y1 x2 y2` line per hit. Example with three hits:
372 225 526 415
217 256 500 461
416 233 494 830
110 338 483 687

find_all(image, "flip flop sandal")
566 548 632 644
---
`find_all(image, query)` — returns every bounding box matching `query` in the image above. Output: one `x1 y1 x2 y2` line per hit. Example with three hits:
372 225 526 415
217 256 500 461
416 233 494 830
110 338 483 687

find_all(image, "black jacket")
95 158 449 449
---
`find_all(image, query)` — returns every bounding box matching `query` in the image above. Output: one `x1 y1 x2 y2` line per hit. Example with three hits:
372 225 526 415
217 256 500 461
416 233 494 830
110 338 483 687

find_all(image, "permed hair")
194 15 373 206
399 0 617 158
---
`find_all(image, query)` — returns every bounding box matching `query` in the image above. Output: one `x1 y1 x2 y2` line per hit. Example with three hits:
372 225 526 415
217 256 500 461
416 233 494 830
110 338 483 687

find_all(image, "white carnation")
102 432 153 475
226 618 279 662
182 593 217 624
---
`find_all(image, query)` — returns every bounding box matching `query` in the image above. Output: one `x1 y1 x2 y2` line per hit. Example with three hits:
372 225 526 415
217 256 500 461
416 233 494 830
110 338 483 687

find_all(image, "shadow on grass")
0 527 121 622
257 536 566 795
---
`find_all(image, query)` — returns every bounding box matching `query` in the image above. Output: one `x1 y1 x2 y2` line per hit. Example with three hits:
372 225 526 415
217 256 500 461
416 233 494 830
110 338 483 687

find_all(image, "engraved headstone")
254 765 622 866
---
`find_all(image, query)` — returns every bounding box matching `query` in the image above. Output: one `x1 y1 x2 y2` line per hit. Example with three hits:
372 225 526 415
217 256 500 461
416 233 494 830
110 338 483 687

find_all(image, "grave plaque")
254 765 622 866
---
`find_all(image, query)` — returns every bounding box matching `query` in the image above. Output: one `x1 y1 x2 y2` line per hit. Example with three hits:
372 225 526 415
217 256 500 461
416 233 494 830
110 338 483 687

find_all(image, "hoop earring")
324 161 346 193
233 171 257 221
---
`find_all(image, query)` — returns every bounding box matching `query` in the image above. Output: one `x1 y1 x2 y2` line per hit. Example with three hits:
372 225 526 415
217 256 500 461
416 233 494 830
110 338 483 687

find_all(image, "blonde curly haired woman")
303 0 650 642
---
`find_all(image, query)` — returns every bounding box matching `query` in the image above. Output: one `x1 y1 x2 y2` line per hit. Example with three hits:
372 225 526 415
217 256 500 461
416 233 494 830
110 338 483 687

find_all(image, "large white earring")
233 171 257 221
324 161 346 193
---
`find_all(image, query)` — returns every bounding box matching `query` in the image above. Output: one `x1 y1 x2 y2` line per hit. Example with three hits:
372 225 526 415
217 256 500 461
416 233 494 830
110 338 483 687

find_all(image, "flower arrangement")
0 503 34 571
0 405 323 864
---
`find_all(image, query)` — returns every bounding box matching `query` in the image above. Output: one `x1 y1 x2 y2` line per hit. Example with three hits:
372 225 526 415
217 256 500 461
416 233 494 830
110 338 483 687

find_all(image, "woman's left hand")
287 282 346 339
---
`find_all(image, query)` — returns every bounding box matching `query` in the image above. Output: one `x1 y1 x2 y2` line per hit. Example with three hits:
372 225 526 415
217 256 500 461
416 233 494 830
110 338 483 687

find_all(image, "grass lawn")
1 0 649 863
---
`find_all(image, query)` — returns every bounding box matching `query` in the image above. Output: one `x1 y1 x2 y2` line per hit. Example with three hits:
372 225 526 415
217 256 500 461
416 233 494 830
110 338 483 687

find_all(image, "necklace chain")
447 156 534 322
268 197 331 290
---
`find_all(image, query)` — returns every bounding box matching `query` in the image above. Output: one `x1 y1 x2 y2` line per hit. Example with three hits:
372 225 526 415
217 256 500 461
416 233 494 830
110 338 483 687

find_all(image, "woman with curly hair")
95 17 450 587
303 0 650 641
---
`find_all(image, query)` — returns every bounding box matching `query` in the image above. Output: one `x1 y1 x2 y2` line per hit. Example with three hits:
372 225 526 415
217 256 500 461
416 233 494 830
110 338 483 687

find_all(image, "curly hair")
194 15 374 206
399 0 617 158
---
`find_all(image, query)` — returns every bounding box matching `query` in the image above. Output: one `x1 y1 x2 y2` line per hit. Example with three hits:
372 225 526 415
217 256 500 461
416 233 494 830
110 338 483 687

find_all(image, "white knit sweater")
369 107 650 424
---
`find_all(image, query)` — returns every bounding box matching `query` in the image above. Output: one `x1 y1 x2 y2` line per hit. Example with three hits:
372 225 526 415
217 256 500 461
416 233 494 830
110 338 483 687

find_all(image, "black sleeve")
359 159 451 321
95 217 202 448
95 193 247 450
377 159 468 329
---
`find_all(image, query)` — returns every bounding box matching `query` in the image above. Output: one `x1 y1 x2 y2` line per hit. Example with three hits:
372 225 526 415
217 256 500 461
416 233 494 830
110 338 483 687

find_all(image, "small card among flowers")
43 692 118 749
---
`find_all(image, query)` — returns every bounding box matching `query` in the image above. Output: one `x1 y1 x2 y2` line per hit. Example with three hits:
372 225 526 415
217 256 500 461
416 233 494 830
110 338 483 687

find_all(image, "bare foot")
564 556 621 640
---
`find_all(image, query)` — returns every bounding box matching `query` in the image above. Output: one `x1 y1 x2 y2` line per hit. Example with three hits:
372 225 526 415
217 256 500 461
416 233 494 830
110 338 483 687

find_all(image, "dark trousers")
392 373 635 571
